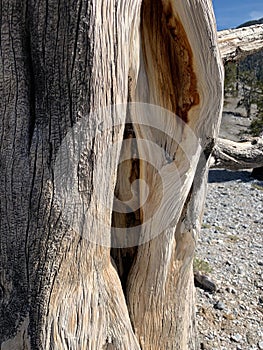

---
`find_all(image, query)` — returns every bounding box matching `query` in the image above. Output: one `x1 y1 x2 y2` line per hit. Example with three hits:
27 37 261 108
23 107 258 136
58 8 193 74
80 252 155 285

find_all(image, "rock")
237 267 245 275
226 286 237 294
258 341 263 350
214 301 225 310
246 331 254 345
196 168 263 349
230 333 242 343
223 313 235 320
239 303 248 311
194 272 217 293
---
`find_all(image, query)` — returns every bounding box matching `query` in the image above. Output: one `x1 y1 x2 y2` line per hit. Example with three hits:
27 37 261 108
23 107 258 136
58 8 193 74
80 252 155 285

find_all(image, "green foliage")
239 50 263 81
214 225 224 232
250 112 263 136
227 235 239 243
252 183 263 191
193 257 212 274
201 223 212 229
224 50 263 136
224 62 238 96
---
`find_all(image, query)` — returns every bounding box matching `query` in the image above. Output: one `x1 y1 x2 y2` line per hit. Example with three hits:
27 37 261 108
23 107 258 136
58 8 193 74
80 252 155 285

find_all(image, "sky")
212 0 263 30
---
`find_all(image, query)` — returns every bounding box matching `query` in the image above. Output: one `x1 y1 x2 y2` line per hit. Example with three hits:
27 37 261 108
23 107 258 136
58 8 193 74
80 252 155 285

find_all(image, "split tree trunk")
1 1 224 349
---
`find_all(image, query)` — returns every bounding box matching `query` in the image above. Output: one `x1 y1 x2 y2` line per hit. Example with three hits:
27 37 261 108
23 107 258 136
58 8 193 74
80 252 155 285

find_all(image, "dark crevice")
70 0 82 80
110 73 139 296
24 2 36 153
203 138 216 160
110 247 138 296
110 120 139 295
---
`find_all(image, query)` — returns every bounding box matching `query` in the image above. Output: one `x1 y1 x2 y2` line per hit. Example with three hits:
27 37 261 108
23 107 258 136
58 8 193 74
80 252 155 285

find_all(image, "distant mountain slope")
237 17 263 28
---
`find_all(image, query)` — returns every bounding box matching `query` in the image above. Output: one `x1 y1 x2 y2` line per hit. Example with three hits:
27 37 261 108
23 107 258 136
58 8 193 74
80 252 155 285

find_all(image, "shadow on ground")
208 169 253 183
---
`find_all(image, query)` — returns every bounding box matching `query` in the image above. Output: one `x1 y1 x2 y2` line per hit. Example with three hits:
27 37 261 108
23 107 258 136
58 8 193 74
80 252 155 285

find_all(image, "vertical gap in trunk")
110 73 140 298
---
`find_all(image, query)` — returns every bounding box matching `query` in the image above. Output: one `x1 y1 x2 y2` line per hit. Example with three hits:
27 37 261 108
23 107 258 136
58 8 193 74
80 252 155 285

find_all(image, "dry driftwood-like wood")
0 1 224 349
125 1 223 349
218 24 263 62
211 137 263 170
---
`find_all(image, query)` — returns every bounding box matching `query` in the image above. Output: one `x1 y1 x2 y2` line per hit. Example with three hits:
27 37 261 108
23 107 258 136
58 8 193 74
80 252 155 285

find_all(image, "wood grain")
218 24 263 62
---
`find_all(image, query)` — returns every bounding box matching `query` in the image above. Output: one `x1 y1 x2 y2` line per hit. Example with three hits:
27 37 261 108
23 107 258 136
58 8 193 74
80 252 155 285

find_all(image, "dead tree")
211 137 263 170
1 1 262 349
213 24 263 172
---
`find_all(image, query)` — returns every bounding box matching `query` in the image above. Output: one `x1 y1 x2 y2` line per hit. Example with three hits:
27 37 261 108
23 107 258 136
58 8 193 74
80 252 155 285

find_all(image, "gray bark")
1 1 141 348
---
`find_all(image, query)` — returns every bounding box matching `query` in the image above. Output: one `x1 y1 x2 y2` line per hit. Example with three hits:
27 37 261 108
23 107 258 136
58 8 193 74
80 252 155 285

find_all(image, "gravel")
195 169 263 350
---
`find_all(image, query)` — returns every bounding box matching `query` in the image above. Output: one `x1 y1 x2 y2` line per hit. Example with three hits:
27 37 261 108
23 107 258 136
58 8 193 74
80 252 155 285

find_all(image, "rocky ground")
194 63 263 349
195 169 263 350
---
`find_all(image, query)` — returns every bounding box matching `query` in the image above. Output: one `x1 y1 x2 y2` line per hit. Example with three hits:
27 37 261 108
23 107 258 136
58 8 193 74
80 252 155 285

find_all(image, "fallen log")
218 24 263 62
210 137 263 170
213 25 263 171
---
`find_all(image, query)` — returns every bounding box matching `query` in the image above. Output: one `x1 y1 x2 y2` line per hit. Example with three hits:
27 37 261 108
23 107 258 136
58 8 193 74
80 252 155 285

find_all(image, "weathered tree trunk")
211 137 263 170
0 1 224 349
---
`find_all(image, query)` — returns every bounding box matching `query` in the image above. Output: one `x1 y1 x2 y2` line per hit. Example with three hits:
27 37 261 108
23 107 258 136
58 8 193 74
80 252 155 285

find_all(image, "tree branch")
210 137 263 170
218 24 263 62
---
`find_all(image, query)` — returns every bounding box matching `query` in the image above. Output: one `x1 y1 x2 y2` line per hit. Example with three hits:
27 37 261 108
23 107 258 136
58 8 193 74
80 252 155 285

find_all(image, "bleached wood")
125 1 224 349
218 24 263 61
1 0 225 349
211 137 263 170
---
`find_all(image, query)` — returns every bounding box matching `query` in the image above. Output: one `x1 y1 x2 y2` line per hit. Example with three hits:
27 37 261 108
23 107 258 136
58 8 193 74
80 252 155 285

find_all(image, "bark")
0 1 224 349
218 24 263 62
0 1 141 348
211 137 263 170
